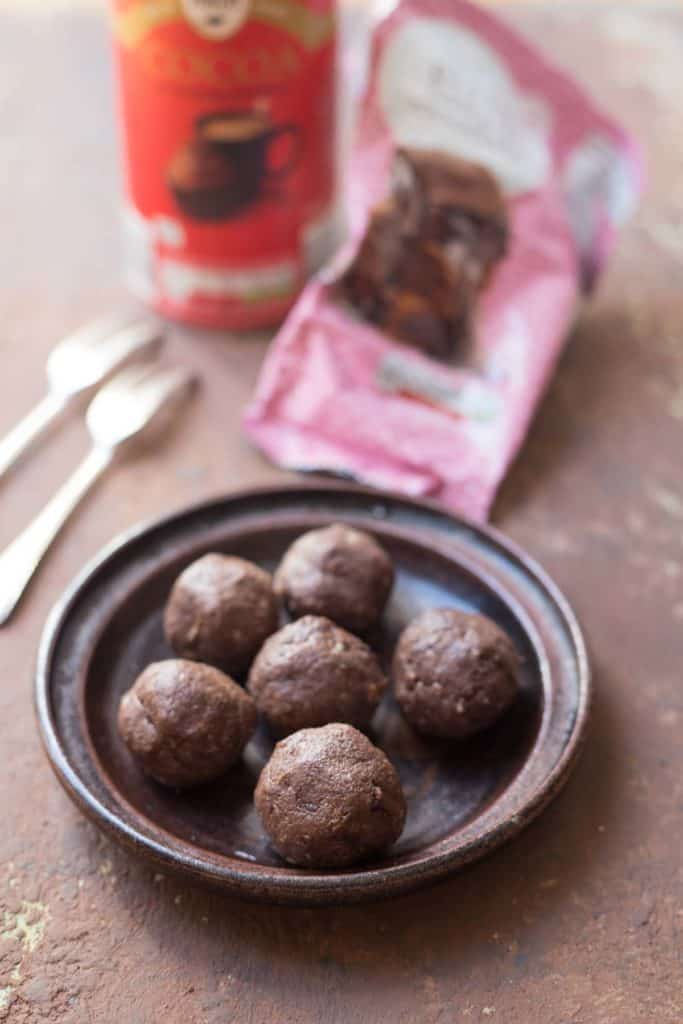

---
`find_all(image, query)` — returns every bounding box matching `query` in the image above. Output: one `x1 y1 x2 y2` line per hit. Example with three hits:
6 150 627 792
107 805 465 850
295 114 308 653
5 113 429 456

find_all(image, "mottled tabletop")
0 2 681 1022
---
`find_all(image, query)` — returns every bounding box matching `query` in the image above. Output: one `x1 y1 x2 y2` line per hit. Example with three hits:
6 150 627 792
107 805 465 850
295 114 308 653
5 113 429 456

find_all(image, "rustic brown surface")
0 3 681 1021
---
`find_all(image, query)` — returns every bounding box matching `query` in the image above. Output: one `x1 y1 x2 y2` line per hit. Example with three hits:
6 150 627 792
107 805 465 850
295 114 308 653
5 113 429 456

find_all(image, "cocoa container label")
112 0 337 328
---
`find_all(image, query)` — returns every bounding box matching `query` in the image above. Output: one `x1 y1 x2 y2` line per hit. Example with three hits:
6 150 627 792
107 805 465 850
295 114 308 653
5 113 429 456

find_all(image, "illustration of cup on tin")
167 111 300 221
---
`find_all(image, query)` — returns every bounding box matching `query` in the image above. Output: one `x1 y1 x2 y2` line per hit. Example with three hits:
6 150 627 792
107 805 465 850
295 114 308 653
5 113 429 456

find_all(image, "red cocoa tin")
111 0 337 329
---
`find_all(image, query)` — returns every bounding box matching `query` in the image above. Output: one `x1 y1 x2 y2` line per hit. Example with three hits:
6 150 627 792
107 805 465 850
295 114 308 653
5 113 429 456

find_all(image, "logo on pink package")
245 0 643 520
377 17 551 195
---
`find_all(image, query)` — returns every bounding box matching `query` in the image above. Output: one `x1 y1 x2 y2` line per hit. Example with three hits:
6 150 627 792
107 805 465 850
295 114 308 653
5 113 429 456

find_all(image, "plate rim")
34 481 591 904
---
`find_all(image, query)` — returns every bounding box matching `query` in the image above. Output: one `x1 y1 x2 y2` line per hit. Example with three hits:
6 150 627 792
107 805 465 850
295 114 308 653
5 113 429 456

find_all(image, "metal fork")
0 363 197 625
0 313 164 481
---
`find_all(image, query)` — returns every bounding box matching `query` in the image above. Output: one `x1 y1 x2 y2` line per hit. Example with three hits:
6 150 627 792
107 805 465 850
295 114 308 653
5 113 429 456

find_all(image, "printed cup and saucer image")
167 110 300 221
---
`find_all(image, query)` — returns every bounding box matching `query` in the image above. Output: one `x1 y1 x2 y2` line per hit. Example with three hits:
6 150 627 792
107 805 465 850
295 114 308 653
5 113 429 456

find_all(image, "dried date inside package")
340 148 509 359
245 0 643 521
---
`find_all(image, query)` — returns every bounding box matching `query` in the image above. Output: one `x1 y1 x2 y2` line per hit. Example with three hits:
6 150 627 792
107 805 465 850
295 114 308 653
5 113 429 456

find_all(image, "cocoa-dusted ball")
117 660 257 788
274 524 394 634
255 723 406 868
393 608 519 739
164 553 278 676
247 615 387 737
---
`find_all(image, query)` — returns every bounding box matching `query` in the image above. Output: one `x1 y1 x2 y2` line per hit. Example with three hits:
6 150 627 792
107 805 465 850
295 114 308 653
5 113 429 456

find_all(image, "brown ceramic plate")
35 484 590 906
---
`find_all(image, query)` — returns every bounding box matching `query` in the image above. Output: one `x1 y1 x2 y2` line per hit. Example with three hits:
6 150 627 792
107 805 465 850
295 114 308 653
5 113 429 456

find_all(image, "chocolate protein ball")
247 615 387 737
393 608 519 739
164 553 278 677
255 723 406 868
117 659 257 788
274 524 394 634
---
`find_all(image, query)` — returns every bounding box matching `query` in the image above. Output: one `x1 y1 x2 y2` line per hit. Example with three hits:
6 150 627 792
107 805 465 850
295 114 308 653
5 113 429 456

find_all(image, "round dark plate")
35 484 590 905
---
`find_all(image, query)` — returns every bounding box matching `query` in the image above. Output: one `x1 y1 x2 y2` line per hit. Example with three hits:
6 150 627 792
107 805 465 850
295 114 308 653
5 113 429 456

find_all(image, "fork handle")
0 446 112 625
0 391 68 481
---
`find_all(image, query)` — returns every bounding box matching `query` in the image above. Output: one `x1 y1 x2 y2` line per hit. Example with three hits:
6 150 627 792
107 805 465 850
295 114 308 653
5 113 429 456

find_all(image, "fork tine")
89 320 165 374
88 362 193 412
54 311 142 353
86 362 197 442
112 364 197 405
135 366 198 402
93 361 161 398
113 364 198 419
90 318 164 355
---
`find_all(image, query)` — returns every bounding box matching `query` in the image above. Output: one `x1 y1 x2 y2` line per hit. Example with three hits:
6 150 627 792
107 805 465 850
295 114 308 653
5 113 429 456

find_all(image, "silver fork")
0 363 197 625
0 313 164 481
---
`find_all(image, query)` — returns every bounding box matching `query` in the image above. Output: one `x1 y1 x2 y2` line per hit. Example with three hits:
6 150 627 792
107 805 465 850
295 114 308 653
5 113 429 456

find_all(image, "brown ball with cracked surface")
393 608 519 739
117 660 258 788
274 524 394 634
255 723 406 868
164 553 278 677
247 615 387 737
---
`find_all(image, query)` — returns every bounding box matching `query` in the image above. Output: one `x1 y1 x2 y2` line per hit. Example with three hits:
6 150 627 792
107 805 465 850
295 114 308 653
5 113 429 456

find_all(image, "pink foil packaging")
244 0 643 520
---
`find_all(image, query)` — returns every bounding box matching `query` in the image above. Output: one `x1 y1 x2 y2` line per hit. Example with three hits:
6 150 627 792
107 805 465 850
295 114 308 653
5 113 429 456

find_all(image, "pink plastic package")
244 0 643 520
